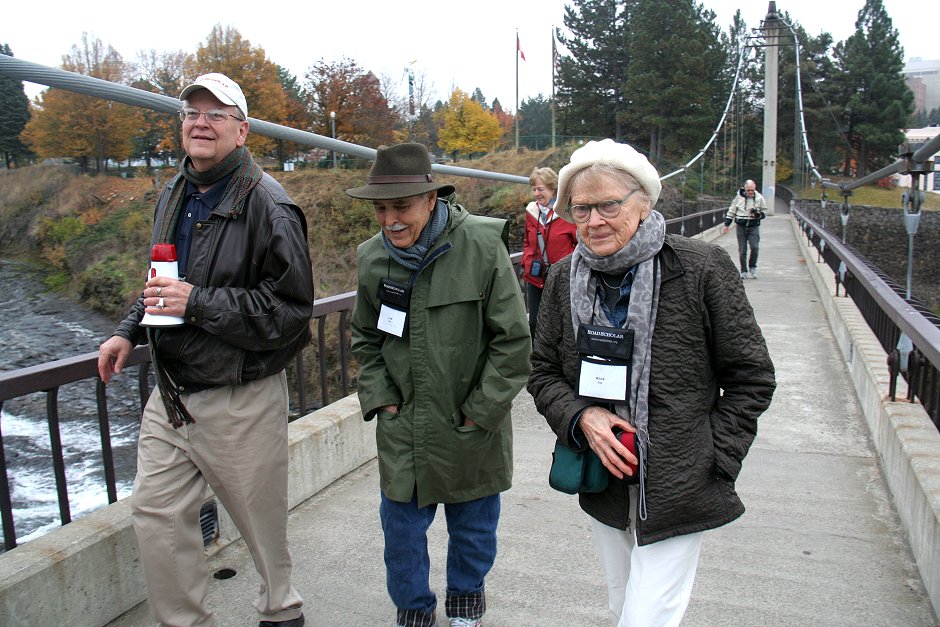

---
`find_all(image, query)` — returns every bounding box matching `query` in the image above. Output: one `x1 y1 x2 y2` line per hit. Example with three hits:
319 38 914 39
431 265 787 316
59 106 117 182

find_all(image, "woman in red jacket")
523 167 578 337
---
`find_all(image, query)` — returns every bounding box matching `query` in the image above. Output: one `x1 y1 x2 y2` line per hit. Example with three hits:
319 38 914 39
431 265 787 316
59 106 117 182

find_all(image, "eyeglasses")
178 107 243 124
567 190 639 223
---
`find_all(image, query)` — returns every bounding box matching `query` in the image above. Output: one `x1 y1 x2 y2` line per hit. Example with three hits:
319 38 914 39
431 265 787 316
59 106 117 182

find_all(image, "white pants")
590 488 704 627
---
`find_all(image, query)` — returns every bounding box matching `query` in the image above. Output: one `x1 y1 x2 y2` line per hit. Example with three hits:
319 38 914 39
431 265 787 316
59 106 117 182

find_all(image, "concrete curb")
791 215 940 616
0 394 374 626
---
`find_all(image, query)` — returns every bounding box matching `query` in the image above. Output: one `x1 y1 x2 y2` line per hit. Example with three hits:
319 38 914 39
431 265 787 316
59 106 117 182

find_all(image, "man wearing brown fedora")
349 143 531 627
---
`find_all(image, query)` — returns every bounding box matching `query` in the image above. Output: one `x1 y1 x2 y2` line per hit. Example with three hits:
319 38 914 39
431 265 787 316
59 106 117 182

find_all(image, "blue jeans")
735 222 760 271
380 491 500 615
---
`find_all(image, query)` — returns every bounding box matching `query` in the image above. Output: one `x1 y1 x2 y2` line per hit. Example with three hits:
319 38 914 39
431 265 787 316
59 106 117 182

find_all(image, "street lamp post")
330 111 337 170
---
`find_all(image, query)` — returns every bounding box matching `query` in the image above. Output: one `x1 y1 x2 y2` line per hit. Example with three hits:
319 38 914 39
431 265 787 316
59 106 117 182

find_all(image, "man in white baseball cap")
180 72 249 120
98 70 311 627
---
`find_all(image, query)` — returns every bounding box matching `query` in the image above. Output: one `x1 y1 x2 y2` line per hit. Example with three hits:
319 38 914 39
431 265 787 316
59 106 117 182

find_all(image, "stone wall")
797 202 940 313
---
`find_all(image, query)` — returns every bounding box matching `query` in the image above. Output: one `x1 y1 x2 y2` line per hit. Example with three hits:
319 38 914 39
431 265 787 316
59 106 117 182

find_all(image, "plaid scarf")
150 145 262 428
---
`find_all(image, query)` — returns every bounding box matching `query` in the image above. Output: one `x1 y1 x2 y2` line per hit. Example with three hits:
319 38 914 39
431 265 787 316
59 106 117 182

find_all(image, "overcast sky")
4 0 935 112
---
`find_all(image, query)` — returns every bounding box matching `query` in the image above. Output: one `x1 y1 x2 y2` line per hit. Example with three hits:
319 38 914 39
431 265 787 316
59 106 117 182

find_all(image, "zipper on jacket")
408 242 453 287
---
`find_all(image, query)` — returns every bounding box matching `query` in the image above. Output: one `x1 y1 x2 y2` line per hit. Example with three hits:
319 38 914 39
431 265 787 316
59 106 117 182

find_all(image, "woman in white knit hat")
527 139 775 626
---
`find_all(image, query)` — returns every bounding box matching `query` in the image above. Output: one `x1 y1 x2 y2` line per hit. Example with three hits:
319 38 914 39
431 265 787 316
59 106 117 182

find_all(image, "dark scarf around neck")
158 145 262 244
149 145 262 428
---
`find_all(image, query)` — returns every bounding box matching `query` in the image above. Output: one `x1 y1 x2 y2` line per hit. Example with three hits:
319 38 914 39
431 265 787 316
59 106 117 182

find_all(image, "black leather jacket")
114 172 314 392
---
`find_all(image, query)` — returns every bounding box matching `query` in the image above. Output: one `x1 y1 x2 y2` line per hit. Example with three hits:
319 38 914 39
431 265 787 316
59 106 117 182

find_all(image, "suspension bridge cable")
659 40 748 182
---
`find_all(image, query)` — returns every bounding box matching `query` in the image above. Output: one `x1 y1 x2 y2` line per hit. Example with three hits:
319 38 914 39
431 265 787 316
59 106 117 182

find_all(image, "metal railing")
0 295 354 551
792 203 940 431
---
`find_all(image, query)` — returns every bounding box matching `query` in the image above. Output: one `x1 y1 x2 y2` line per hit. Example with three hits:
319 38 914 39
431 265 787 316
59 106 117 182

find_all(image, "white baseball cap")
179 73 248 119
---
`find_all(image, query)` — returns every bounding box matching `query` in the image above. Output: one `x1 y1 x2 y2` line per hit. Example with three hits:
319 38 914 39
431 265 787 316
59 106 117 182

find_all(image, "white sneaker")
740 271 748 279
749 268 758 279
450 619 482 627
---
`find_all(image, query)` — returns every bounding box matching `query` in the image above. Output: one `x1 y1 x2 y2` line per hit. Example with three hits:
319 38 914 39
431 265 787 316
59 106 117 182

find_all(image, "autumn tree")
490 98 515 149
436 88 502 159
193 25 288 159
304 57 397 150
22 34 139 172
0 43 31 168
831 0 913 176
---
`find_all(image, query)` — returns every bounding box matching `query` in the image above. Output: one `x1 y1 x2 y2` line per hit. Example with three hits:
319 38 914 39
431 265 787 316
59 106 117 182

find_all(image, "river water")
0 259 143 544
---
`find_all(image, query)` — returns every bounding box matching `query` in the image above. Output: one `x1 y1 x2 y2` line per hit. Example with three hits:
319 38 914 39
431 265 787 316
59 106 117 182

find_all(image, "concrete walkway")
110 215 938 626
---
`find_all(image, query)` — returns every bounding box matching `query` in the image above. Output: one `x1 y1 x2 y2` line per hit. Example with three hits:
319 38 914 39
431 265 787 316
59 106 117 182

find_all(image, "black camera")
530 260 550 278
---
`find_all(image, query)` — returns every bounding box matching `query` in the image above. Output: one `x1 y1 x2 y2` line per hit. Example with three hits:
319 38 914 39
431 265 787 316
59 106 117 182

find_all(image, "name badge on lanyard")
376 278 411 338
576 323 634 404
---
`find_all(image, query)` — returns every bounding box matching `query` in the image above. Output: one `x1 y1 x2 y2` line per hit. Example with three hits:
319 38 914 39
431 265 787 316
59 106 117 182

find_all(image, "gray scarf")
569 210 666 518
383 200 449 271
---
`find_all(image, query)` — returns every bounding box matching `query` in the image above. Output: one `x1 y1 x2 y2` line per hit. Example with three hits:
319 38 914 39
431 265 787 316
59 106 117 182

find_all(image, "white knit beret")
555 139 662 223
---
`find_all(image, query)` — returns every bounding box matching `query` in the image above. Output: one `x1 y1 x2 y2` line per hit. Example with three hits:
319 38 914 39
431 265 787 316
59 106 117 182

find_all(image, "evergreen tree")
518 94 552 149
832 0 913 176
471 87 488 111
0 43 32 169
622 0 726 164
555 0 631 140
129 77 167 168
774 14 846 182
411 102 440 152
276 65 310 165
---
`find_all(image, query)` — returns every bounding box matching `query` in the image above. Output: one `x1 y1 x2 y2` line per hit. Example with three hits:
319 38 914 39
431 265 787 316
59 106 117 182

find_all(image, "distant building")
902 126 940 194
904 58 940 114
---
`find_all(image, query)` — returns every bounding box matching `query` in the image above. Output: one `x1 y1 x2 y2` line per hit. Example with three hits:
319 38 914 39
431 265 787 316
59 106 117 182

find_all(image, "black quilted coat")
527 234 775 545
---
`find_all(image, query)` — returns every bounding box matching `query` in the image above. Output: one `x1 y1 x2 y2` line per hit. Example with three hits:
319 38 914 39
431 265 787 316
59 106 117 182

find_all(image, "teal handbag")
548 440 609 494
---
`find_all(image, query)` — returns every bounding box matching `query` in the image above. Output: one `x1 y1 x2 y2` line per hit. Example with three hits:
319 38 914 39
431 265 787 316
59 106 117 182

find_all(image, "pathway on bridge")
110 214 937 626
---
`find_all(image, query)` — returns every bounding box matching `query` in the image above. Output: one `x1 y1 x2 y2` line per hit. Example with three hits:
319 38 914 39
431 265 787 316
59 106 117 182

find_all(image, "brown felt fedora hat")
346 143 455 200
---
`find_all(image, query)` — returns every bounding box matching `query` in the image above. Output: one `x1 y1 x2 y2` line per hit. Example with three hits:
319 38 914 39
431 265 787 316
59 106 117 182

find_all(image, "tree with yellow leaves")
435 89 502 160
21 34 139 172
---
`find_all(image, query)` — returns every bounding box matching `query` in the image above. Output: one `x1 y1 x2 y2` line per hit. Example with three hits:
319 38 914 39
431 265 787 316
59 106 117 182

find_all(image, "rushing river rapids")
0 259 143 544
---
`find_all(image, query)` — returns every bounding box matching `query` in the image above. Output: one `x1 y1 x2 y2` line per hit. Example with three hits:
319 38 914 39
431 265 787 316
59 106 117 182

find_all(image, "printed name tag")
578 356 629 402
575 323 634 404
377 304 407 338
376 278 411 338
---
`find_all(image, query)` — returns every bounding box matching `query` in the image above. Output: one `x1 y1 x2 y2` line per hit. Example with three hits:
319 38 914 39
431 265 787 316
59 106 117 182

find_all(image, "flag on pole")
552 34 559 71
517 33 526 61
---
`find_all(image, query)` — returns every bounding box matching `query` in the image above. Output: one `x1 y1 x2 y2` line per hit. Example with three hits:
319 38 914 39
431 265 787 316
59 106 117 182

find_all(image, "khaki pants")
132 371 303 626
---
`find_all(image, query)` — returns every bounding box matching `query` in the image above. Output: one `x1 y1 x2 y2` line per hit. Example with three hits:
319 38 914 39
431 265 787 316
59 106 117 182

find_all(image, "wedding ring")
157 297 165 309
156 286 162 296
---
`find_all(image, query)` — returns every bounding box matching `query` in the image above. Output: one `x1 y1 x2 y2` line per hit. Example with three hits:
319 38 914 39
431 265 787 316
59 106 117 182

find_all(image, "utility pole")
762 2 781 213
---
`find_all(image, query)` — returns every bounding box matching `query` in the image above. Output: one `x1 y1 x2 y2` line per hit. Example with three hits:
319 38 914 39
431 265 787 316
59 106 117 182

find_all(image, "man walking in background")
723 179 767 279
